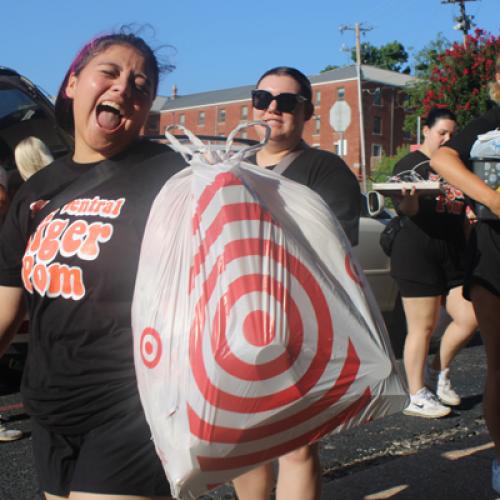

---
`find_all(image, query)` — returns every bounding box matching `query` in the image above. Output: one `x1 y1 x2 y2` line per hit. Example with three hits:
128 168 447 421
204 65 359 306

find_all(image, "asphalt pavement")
0 341 497 500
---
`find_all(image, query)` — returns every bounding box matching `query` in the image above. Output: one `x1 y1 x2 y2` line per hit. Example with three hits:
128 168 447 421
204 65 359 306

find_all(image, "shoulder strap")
273 141 310 175
32 159 122 229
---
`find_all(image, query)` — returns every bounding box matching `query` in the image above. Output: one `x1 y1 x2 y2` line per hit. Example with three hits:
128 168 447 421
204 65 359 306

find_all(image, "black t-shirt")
252 148 361 246
446 106 500 166
0 139 186 433
392 150 466 237
445 105 500 231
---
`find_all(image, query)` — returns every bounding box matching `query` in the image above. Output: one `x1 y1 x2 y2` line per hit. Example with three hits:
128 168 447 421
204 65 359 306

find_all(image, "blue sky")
2 0 498 98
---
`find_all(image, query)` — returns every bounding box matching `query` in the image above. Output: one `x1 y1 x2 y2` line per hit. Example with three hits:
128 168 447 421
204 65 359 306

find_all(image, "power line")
441 0 479 43
338 23 373 192
338 23 373 66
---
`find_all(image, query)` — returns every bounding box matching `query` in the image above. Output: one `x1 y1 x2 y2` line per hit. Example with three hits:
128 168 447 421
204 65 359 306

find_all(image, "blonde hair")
489 55 500 104
14 137 54 181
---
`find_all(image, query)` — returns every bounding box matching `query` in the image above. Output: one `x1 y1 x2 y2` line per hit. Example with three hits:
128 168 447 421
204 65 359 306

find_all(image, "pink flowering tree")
406 29 500 132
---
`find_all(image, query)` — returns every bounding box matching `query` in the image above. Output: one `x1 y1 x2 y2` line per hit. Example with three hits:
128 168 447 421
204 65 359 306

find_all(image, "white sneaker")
403 387 451 418
0 424 23 442
436 368 461 406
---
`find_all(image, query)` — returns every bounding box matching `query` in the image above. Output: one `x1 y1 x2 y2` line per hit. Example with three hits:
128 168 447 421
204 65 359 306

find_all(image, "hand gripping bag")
132 123 408 499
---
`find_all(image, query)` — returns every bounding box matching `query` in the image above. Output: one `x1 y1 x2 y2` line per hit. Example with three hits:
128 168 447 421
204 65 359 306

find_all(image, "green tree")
413 33 451 78
369 146 411 208
354 41 410 73
405 29 500 131
320 41 410 73
320 64 339 73
370 146 410 184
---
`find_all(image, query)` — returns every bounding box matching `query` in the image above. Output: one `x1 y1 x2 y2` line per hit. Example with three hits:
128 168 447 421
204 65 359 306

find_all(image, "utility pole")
441 0 478 45
339 22 373 192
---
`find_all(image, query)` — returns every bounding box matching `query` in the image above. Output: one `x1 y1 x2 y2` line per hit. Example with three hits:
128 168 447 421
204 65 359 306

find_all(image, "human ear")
65 73 78 99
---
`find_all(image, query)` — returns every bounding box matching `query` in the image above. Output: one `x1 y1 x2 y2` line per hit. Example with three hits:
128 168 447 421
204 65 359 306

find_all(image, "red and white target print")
140 327 162 369
186 170 372 473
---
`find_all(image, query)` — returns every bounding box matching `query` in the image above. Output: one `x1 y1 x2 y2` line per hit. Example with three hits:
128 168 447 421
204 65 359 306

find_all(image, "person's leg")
470 285 500 463
232 462 275 500
275 444 321 500
431 286 478 371
402 295 441 394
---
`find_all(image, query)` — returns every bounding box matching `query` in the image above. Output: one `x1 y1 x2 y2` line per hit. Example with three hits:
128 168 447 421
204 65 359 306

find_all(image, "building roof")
154 64 416 113
311 64 414 87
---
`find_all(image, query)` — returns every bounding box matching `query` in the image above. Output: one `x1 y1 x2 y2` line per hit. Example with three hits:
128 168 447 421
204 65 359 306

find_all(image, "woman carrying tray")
390 107 477 419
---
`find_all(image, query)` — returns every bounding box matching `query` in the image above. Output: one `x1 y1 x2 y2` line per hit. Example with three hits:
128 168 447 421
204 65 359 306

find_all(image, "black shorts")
463 220 500 300
396 278 461 297
31 403 170 497
391 226 464 298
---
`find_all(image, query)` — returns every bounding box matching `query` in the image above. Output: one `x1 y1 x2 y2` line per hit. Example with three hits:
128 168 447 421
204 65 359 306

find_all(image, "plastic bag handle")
164 122 271 163
225 121 270 160
164 125 206 162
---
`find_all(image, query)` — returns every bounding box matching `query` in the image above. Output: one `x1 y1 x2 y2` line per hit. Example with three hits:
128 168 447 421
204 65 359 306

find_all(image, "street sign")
329 101 351 132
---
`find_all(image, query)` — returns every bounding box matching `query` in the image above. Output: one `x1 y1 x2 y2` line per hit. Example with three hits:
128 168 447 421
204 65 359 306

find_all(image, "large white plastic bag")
132 124 408 499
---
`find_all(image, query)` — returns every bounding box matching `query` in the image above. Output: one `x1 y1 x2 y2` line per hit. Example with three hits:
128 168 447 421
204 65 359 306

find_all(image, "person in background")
232 66 361 500
431 56 500 495
14 136 54 181
0 28 186 500
389 107 477 419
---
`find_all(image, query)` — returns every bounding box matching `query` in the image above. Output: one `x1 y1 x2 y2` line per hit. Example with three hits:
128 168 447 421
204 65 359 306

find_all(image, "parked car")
0 67 402 382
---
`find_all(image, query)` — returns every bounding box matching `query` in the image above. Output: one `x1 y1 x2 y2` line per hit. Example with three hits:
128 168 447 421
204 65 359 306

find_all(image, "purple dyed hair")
55 27 173 134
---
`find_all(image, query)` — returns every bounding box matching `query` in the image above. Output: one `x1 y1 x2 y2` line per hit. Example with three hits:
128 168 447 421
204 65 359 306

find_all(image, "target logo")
140 327 162 369
186 170 371 472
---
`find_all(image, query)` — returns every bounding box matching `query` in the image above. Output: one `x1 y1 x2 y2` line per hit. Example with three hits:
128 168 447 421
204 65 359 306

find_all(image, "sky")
2 0 498 99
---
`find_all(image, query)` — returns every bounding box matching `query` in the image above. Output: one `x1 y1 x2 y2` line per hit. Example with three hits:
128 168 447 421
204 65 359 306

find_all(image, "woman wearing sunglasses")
232 67 361 500
248 67 361 247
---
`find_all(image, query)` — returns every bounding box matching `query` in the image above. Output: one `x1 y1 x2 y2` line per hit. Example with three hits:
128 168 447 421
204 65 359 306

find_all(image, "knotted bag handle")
164 121 271 164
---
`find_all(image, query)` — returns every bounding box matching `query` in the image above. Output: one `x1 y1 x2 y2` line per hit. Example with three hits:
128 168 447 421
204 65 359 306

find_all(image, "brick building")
144 65 415 181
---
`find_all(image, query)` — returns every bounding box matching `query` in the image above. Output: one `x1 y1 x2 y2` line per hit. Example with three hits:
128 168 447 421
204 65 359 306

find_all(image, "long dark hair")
55 26 174 134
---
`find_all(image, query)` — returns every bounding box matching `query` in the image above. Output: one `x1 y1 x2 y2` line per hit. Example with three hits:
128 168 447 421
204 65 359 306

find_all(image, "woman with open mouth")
0 27 185 500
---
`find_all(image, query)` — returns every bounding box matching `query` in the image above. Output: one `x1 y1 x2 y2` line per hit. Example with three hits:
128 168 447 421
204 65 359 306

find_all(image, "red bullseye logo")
140 327 162 369
184 171 370 472
243 310 275 346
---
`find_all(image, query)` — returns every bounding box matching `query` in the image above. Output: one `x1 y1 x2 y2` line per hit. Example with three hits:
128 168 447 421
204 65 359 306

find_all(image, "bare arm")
0 286 26 359
431 147 500 217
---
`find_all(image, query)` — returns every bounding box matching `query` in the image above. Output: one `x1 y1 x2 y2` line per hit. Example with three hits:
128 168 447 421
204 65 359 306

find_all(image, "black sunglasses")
251 89 307 113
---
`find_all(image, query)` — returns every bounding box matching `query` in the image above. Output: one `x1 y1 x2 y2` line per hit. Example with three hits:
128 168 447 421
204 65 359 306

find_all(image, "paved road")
0 342 496 499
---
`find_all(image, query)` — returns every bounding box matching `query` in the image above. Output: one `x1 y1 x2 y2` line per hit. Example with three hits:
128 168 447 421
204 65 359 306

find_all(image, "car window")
0 86 37 121
0 76 71 170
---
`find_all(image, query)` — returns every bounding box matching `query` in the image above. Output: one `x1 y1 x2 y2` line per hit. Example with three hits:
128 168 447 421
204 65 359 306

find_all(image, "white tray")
372 181 442 196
